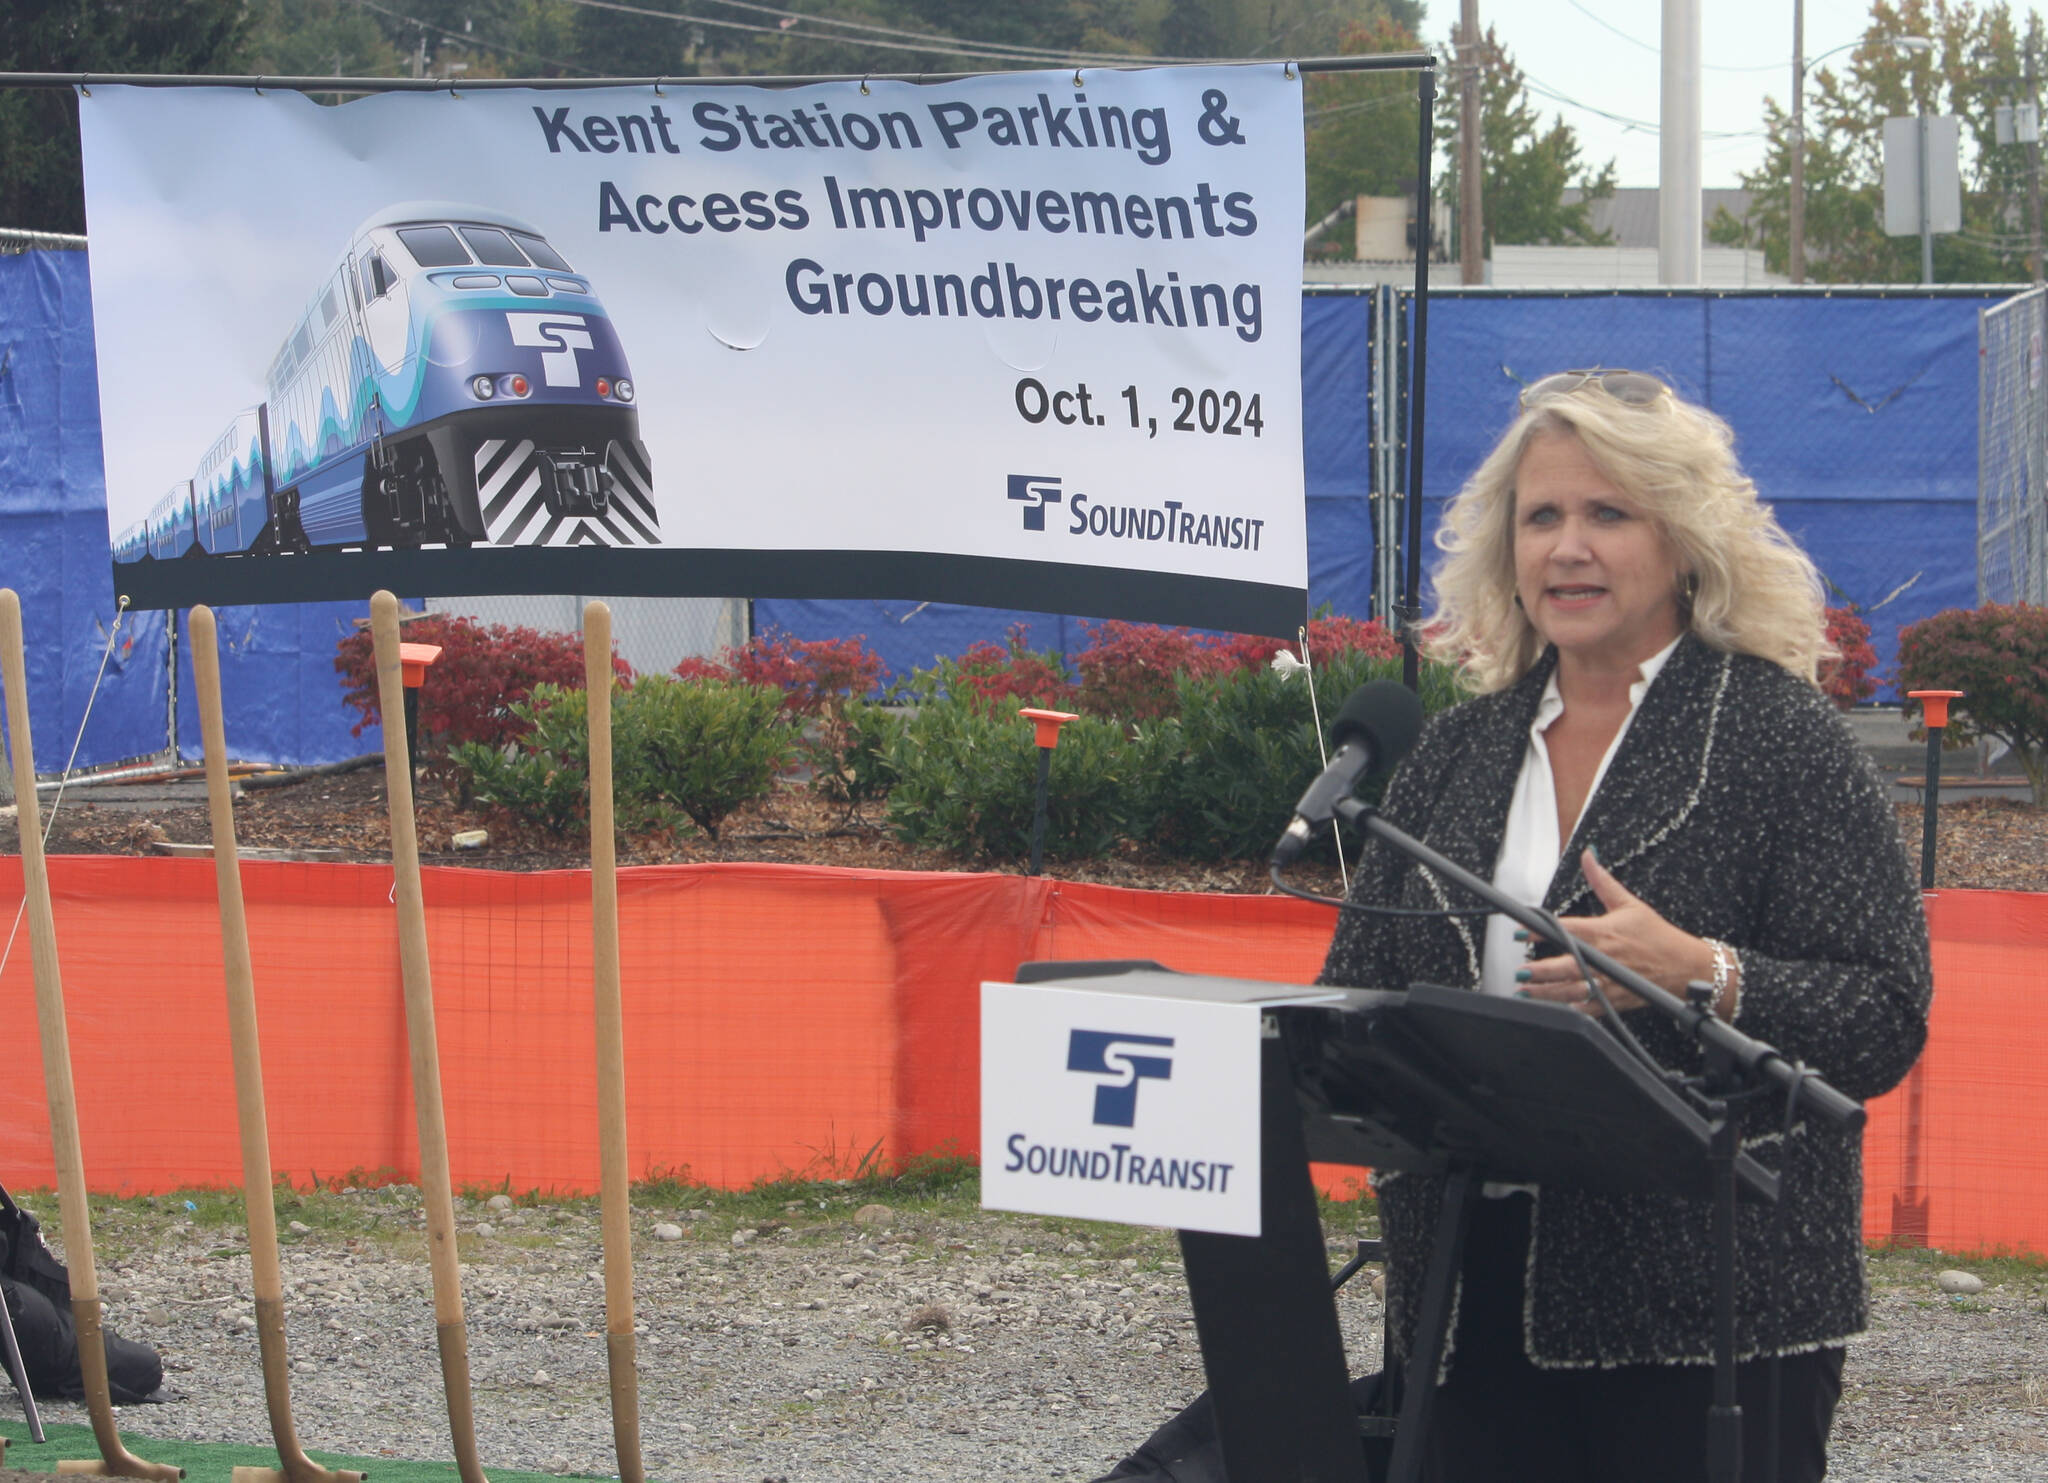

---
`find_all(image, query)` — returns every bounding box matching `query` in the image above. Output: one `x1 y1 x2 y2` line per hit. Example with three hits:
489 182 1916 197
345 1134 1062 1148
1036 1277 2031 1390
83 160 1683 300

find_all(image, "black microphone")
1270 679 1425 867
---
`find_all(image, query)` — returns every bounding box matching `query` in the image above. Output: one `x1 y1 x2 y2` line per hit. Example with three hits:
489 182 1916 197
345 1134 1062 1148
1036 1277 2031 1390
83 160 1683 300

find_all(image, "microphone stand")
1322 799 1864 1483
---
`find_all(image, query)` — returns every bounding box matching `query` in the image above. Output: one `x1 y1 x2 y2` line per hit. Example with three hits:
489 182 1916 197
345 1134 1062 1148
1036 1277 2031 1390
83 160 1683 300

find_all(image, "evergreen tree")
0 0 248 234
1434 25 1616 252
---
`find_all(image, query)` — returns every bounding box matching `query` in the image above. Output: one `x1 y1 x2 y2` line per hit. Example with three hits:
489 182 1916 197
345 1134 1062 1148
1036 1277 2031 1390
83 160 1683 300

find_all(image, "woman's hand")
1517 849 1718 1015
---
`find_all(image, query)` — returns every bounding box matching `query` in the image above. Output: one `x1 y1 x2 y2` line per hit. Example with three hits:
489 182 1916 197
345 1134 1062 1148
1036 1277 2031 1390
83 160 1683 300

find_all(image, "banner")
77 68 1308 634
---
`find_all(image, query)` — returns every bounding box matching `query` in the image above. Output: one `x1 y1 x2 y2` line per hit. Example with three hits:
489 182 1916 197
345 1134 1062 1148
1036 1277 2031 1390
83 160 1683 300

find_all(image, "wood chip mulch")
4 771 2042 897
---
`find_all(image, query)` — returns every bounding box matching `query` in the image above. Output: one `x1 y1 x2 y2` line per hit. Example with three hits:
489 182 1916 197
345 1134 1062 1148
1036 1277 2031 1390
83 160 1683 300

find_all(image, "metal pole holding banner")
0 54 1437 94
1403 64 1436 693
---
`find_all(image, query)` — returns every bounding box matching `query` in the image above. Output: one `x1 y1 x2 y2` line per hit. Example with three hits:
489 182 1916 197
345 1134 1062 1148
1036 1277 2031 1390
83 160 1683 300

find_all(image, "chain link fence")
1979 286 2048 606
423 595 747 676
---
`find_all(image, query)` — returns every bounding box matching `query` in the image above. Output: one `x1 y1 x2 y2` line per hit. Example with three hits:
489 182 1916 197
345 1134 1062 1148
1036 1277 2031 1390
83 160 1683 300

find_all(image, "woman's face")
1511 430 1686 675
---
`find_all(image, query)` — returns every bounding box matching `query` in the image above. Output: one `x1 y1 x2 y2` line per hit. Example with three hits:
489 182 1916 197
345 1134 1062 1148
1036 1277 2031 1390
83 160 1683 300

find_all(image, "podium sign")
980 980 1264 1236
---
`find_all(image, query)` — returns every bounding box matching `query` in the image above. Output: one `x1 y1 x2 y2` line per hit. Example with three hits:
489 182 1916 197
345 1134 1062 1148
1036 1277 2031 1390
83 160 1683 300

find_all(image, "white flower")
1270 650 1309 683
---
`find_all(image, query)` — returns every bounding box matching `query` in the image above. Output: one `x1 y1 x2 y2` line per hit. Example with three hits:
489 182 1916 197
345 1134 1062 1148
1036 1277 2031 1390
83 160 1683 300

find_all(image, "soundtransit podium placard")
981 978 1267 1236
79 66 1308 634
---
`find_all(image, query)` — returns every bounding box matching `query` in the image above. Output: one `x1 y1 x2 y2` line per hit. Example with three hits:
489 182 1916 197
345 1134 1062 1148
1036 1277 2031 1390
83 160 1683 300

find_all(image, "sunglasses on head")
1518 368 1671 409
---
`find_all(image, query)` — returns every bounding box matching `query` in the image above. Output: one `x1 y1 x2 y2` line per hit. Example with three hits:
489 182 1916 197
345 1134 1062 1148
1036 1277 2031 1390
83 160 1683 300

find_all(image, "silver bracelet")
1706 938 1740 1018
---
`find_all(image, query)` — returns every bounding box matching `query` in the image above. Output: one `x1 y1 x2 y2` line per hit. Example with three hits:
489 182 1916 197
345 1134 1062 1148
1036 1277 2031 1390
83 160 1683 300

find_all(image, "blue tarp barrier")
0 251 167 772
1417 290 2003 697
0 251 378 772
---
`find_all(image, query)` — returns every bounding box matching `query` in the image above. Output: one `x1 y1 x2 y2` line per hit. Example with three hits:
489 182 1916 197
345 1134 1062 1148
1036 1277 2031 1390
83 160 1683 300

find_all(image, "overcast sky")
1466 0 2048 189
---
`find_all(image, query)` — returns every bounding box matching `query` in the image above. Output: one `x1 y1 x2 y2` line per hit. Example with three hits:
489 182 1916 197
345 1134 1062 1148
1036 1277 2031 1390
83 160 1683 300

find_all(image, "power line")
548 0 1176 69
1562 0 1793 74
349 0 597 74
689 0 1188 66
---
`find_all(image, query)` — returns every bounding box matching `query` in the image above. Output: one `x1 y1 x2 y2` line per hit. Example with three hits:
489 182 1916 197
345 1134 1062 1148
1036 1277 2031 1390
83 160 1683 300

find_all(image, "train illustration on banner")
112 203 657 564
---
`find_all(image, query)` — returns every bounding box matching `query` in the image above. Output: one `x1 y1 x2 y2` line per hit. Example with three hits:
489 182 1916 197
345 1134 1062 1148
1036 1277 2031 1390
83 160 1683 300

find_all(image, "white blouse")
1479 636 1682 998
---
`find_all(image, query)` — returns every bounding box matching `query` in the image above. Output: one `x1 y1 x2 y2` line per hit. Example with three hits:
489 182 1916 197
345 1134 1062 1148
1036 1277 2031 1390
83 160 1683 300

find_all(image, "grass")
1868 1240 2048 1292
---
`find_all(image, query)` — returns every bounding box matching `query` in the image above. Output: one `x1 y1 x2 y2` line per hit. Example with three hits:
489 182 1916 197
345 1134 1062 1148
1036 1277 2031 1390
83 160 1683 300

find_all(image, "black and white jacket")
1318 633 1932 1370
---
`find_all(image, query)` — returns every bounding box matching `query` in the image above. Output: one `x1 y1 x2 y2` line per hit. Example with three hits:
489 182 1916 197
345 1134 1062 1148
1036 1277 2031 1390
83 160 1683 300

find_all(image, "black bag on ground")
1094 1369 1398 1483
0 1184 165 1404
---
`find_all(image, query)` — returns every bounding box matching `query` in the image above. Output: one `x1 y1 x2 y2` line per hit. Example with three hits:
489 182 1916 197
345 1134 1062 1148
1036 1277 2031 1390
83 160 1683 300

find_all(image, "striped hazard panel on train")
474 436 660 547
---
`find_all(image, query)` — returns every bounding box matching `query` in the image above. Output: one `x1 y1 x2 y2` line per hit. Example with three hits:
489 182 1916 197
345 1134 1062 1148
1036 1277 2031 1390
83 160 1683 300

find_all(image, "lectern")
1016 962 1787 1483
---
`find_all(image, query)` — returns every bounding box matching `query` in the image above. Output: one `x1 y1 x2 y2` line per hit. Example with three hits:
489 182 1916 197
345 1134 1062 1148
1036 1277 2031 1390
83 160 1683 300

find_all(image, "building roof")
1554 187 1757 248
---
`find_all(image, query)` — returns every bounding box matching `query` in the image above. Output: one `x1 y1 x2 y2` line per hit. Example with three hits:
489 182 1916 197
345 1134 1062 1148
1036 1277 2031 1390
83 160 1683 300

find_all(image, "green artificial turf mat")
0 1420 601 1483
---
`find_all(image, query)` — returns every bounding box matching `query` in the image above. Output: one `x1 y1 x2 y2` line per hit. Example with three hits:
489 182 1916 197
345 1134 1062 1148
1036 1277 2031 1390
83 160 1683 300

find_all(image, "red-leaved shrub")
1216 614 1403 670
952 625 1077 712
1074 620 1230 720
335 614 630 753
1895 601 2048 805
674 630 885 717
1821 606 1878 708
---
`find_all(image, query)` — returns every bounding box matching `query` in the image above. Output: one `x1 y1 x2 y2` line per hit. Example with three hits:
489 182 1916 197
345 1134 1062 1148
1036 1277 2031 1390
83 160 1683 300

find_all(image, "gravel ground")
17 1184 2047 1482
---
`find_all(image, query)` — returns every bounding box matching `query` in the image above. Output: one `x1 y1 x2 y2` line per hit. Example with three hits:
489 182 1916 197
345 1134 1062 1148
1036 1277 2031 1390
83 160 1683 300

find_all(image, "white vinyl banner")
77 69 1307 631
980 981 1263 1237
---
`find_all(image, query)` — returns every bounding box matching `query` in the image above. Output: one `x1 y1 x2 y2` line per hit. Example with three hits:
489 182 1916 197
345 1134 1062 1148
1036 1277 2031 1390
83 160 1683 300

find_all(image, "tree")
1433 25 1616 252
1302 18 1425 231
1712 0 2048 283
0 0 248 234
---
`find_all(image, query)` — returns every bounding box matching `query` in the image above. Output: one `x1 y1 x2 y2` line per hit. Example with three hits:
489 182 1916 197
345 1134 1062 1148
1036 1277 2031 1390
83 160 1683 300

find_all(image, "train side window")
395 226 470 267
458 226 528 266
291 321 313 362
362 254 396 302
509 231 572 272
320 283 340 327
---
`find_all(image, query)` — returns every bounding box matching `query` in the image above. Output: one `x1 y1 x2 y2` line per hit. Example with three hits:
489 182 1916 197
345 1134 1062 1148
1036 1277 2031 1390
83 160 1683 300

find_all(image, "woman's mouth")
1546 585 1607 606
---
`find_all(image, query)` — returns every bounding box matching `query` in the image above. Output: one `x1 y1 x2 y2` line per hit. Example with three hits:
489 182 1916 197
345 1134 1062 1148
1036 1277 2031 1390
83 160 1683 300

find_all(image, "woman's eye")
1523 506 1559 526
1593 505 1629 523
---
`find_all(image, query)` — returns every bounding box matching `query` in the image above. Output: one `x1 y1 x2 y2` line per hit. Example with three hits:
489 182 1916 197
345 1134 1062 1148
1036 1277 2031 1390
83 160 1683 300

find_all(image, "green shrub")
448 683 591 835
1153 649 1462 861
808 698 903 814
883 700 1158 862
614 676 798 839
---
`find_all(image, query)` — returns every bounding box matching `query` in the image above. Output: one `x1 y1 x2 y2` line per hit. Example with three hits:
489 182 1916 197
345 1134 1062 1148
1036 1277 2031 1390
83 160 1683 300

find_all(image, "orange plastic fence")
0 859 2040 1255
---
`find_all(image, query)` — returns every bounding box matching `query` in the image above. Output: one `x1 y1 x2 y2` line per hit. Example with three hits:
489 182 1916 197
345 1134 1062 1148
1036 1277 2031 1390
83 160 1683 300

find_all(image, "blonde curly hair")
1424 377 1832 694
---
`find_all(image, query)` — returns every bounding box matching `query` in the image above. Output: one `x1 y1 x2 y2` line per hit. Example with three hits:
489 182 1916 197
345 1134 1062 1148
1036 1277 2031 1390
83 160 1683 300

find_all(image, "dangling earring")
1512 592 1525 610
1678 571 1700 616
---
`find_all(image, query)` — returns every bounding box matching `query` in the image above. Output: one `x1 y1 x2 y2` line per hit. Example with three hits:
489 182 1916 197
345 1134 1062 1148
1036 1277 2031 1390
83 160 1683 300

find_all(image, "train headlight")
470 375 495 400
614 378 635 403
508 374 530 397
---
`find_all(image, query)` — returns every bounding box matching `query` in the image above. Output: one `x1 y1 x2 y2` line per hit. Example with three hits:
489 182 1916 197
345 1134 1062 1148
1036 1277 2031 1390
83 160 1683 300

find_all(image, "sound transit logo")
1066 1029 1174 1128
1008 473 1062 530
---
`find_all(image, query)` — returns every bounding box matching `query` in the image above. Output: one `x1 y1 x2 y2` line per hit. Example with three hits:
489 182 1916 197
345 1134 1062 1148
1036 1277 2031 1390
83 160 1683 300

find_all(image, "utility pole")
1659 0 1703 285
412 32 427 80
1459 0 1484 284
1790 0 1806 283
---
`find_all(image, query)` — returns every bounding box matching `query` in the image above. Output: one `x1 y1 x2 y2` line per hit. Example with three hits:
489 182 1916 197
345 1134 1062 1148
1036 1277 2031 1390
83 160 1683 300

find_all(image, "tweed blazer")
1318 632 1932 1371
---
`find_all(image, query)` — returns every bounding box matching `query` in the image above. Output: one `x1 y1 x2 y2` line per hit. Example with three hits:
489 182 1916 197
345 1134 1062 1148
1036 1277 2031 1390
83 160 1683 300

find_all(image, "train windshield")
458 226 527 266
395 226 470 267
509 231 572 272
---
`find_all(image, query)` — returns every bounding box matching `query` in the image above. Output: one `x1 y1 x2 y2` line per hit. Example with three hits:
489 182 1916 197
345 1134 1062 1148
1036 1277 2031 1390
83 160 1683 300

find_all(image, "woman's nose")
1551 517 1593 560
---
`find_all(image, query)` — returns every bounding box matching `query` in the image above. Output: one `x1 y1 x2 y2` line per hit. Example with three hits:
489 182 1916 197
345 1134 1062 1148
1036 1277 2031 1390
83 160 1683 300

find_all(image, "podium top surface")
1006 963 1353 1009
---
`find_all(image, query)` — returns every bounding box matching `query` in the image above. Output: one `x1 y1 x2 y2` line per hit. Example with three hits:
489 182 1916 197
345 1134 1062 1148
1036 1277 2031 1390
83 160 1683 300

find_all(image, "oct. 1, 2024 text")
1014 377 1265 439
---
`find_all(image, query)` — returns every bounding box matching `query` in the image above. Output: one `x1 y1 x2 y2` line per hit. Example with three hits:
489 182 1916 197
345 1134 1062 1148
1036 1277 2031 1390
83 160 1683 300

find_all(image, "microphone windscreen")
1329 679 1424 772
